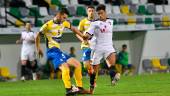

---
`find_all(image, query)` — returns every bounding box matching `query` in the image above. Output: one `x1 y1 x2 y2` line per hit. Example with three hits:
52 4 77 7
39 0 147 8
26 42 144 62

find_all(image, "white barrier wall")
139 30 170 74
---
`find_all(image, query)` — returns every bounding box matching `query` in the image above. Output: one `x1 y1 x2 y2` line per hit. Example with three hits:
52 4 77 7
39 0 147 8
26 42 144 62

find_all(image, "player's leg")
105 52 121 85
82 48 93 76
20 51 28 81
90 50 103 94
66 57 91 94
29 51 37 80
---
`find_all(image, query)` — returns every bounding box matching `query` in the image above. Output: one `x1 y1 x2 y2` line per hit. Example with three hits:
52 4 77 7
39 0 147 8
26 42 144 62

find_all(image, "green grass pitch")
0 73 169 96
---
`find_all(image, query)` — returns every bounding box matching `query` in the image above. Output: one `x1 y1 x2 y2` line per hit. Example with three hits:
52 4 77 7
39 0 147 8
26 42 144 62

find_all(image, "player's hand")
83 35 89 40
16 40 20 44
37 48 43 58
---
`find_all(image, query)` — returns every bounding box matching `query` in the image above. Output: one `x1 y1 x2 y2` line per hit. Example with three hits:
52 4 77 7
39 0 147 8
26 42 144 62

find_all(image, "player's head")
87 6 95 19
122 44 127 51
25 23 31 31
96 4 107 21
55 8 69 22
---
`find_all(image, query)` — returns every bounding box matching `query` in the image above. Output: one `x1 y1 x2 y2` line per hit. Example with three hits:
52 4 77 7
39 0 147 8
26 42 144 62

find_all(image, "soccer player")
77 6 97 84
16 23 37 81
35 9 90 95
84 4 121 94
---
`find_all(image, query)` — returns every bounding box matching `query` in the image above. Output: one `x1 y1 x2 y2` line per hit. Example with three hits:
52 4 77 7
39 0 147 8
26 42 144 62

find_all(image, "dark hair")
60 8 69 15
122 44 127 48
87 5 95 9
96 4 106 11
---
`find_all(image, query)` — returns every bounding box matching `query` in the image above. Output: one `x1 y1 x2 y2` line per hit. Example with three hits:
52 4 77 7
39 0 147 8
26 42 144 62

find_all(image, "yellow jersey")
78 18 93 49
40 20 71 49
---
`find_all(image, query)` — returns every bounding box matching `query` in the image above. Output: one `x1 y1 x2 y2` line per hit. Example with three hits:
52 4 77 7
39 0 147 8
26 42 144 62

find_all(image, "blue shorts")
47 47 71 69
82 48 91 61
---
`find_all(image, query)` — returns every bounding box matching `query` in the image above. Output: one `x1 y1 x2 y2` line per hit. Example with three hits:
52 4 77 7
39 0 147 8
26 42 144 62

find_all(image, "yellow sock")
61 65 71 88
74 65 83 87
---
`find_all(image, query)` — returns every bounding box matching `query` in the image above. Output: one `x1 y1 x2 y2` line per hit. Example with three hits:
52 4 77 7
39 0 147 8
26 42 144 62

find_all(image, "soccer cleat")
77 87 91 94
90 85 95 94
111 73 121 86
66 87 78 96
32 73 37 80
21 76 25 81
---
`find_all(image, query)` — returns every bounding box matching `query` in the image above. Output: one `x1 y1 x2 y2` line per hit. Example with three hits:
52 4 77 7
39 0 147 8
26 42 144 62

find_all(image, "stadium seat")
132 0 139 4
0 8 5 17
140 0 147 4
0 67 16 79
112 6 121 15
36 19 43 27
19 7 29 17
76 6 87 16
124 0 132 5
156 5 164 14
151 58 168 70
9 7 22 18
113 18 118 25
147 4 156 15
145 17 153 24
136 17 144 24
97 0 105 4
49 7 58 16
106 4 113 15
164 5 170 14
162 16 170 27
60 0 70 5
15 20 25 27
138 5 146 15
23 0 32 7
129 4 138 14
72 19 80 26
153 17 162 27
120 5 130 15
118 18 126 25
70 0 78 5
51 0 62 6
39 7 49 16
142 59 153 74
67 6 76 16
127 18 136 25
29 6 41 17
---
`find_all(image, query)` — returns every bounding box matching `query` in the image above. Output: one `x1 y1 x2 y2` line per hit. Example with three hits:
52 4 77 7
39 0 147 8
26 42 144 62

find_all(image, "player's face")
25 23 31 30
87 8 95 18
97 10 107 21
60 13 68 22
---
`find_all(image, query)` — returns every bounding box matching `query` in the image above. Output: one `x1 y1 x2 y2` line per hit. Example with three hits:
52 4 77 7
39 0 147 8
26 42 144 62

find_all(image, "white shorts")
21 49 36 61
91 46 115 65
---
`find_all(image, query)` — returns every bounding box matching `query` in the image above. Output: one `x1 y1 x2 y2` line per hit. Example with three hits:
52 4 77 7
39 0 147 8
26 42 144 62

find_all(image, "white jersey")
87 19 113 49
21 31 36 50
21 30 36 61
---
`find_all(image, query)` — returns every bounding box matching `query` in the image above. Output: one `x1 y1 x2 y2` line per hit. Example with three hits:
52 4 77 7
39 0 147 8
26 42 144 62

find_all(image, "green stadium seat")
113 19 118 25
138 5 146 15
72 19 80 26
51 0 62 6
9 7 21 18
145 17 153 24
36 19 43 27
29 7 41 17
76 6 87 16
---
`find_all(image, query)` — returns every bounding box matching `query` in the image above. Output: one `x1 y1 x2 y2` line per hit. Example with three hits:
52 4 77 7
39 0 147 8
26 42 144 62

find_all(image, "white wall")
139 30 170 74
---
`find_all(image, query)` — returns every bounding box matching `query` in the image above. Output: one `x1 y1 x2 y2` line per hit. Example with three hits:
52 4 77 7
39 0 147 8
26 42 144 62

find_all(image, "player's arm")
35 31 43 58
35 23 47 58
16 37 23 44
83 22 96 40
76 20 84 42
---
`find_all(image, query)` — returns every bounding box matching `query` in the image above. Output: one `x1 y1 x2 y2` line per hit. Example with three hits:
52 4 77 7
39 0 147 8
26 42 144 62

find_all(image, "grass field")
0 73 170 96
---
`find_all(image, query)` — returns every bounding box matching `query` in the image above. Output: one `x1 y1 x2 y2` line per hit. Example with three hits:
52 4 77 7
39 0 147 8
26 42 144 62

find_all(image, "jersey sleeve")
40 23 48 34
86 22 96 36
78 19 84 32
63 21 71 29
